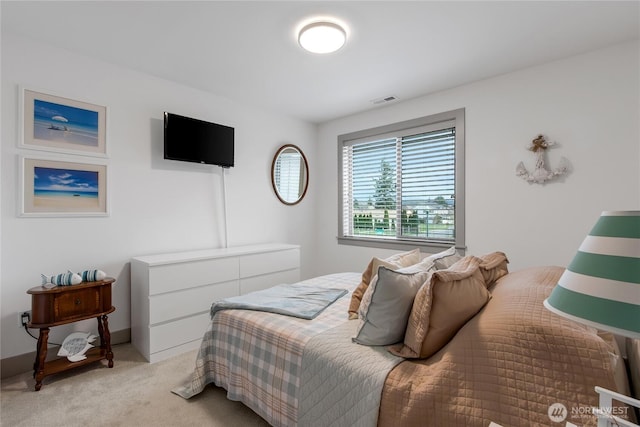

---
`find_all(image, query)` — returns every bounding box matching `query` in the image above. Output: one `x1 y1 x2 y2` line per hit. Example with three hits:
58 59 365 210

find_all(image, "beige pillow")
348 248 420 319
478 251 509 287
389 256 490 359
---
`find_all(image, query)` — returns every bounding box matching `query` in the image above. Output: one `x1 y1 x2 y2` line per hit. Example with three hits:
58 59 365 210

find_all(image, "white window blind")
400 128 455 240
274 152 302 202
338 109 464 251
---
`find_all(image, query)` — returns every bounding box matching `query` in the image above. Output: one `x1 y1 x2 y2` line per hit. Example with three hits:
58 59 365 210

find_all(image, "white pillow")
424 246 462 270
398 257 436 274
353 266 431 346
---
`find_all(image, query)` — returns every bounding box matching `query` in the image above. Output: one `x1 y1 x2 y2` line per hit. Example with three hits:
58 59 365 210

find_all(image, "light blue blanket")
210 283 347 320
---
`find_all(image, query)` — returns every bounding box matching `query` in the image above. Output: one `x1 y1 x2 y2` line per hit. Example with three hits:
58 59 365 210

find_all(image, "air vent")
371 96 398 105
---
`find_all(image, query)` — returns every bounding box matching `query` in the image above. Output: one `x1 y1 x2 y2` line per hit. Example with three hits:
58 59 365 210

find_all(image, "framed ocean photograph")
20 156 109 217
20 87 107 157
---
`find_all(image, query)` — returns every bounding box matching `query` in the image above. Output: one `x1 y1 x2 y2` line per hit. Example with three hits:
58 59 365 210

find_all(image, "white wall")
3 34 638 362
1 34 317 359
314 41 640 276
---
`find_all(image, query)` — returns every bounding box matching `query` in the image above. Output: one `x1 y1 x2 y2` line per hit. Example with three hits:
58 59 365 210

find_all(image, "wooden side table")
27 278 116 391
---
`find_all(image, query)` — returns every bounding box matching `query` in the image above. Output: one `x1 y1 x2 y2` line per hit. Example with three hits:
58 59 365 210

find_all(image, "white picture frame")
19 87 108 157
19 155 109 217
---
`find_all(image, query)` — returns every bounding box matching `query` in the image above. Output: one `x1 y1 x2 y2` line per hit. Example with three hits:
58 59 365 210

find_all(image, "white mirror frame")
271 144 309 205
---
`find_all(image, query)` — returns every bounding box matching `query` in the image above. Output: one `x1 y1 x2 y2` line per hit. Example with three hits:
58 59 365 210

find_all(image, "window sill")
337 236 465 254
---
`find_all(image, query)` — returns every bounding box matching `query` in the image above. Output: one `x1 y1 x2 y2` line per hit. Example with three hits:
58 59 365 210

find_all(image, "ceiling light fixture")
298 21 347 54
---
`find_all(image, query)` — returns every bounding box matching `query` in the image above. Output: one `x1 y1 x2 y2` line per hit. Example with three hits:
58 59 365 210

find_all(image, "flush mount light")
298 21 347 54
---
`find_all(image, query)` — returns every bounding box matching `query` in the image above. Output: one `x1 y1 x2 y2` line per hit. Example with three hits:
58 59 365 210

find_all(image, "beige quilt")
379 266 621 426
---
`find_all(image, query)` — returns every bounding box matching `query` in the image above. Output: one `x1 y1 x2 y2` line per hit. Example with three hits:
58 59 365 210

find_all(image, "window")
338 109 465 252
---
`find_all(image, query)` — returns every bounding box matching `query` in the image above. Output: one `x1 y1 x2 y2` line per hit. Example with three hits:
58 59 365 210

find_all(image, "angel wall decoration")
516 134 569 184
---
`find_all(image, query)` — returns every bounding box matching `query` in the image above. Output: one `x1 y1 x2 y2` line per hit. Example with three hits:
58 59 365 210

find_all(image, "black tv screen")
164 112 234 167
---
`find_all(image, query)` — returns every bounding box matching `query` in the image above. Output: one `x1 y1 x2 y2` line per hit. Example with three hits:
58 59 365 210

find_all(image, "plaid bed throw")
172 272 360 427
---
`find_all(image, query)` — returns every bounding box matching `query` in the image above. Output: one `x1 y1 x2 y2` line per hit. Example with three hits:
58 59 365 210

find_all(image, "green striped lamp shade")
544 211 640 339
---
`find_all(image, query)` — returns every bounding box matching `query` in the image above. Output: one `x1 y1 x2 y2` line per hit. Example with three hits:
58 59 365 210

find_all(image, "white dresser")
131 243 300 363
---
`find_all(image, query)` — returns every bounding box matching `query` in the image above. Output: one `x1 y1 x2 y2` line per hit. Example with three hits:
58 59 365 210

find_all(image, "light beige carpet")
0 343 269 427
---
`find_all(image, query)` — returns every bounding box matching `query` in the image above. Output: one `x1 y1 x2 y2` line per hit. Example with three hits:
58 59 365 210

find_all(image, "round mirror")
271 144 309 205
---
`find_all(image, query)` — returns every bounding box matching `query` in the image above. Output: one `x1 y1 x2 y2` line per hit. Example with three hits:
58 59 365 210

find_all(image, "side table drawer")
52 287 105 323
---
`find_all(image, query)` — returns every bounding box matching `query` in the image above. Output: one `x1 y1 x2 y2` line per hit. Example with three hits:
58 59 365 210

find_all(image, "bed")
174 249 634 427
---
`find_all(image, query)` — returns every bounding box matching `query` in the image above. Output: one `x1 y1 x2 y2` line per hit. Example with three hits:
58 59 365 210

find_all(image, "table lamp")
544 210 639 427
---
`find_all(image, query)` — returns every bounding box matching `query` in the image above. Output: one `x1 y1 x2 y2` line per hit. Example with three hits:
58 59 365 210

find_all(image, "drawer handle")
75 298 81 306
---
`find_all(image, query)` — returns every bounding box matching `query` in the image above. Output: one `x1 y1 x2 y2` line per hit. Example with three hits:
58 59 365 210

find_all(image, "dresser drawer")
149 280 239 325
149 312 210 354
239 248 300 278
148 257 239 295
240 269 300 294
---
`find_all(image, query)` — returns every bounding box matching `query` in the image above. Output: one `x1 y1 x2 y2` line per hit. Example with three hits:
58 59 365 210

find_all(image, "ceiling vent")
371 96 398 105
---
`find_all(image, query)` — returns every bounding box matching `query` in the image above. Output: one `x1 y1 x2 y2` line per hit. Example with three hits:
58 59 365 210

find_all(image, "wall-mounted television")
164 112 234 168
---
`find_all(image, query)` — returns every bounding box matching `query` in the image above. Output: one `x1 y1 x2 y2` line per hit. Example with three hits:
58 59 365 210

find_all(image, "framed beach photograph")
20 87 107 157
20 156 109 217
